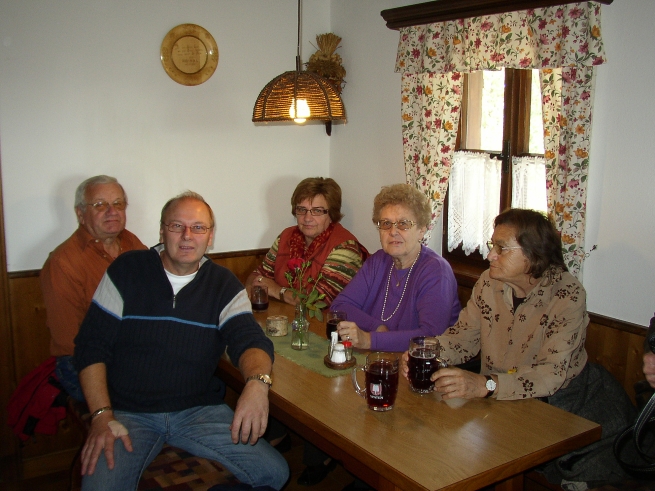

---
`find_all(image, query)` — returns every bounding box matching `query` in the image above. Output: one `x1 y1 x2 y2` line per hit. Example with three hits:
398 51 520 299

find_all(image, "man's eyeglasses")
486 240 522 255
295 206 329 216
86 199 127 212
376 220 416 231
164 223 212 235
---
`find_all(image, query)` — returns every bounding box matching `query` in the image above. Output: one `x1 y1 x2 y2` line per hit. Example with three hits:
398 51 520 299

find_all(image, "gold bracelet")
90 406 113 419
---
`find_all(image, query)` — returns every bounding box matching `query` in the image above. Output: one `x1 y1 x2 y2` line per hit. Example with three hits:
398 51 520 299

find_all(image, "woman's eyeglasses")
486 240 522 255
376 220 416 231
295 206 329 216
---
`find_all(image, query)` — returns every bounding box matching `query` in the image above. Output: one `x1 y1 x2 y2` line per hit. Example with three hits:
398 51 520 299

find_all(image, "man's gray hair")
160 191 215 228
74 175 126 210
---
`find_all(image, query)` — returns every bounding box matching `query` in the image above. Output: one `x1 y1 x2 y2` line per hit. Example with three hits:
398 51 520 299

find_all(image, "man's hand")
644 352 655 389
230 380 270 444
80 412 133 475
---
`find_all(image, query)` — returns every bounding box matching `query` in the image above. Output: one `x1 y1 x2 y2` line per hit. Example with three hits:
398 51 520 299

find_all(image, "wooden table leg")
494 473 524 491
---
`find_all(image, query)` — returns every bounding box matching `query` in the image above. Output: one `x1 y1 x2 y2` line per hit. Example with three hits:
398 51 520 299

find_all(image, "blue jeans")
55 356 85 402
81 405 289 491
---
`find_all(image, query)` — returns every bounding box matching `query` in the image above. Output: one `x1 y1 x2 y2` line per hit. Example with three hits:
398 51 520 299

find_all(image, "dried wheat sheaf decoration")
306 33 346 94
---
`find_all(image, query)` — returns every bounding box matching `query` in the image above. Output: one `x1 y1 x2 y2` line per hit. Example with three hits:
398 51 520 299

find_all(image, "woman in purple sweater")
331 184 461 352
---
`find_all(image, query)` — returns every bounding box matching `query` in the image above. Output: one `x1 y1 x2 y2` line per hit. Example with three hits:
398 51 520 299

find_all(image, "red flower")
287 258 304 271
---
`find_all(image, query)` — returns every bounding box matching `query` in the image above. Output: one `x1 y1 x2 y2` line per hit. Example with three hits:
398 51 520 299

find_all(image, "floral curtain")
401 72 462 241
396 2 606 277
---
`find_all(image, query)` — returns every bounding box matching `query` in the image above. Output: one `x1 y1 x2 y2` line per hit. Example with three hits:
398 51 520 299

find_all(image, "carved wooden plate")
160 24 218 86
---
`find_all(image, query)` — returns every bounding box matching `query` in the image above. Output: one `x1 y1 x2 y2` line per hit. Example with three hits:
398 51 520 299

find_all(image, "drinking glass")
407 336 447 394
352 352 399 411
251 285 269 311
325 310 347 339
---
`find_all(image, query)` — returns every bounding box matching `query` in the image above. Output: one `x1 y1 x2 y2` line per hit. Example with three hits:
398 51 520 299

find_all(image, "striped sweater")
256 224 369 306
74 246 273 413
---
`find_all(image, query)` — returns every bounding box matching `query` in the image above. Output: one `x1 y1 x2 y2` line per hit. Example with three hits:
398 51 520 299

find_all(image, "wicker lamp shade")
252 69 346 123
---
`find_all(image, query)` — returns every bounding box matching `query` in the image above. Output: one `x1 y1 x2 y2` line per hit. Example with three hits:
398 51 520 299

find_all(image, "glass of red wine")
325 310 347 339
251 285 269 311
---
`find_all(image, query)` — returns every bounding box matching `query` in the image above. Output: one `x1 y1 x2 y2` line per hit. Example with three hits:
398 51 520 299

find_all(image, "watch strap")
279 288 287 301
246 374 272 387
484 375 496 398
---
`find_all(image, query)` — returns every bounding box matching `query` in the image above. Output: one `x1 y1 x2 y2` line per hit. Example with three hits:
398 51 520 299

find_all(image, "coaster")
324 354 356 370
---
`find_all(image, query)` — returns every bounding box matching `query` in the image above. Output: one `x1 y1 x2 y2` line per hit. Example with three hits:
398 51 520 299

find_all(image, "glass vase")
291 303 310 350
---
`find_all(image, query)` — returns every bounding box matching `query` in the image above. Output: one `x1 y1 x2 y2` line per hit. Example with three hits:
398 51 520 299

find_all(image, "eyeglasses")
376 220 416 231
486 240 522 255
164 223 212 235
295 206 329 216
86 199 127 212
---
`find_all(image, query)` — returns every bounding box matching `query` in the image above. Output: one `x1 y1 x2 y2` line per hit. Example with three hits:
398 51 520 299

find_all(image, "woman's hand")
400 350 410 380
245 273 294 305
432 368 489 400
337 321 371 350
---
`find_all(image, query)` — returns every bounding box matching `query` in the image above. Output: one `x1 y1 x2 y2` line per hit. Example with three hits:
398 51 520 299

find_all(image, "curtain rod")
381 0 613 30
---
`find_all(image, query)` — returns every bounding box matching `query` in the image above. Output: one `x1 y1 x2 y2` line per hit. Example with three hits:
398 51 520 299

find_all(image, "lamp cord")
296 0 301 71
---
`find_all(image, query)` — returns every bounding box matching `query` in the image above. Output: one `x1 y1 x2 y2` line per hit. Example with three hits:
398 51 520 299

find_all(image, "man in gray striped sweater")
74 191 289 491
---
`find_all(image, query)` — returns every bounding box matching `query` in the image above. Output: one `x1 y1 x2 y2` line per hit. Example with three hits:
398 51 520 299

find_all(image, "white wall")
582 0 655 326
0 0 332 268
1 0 653 326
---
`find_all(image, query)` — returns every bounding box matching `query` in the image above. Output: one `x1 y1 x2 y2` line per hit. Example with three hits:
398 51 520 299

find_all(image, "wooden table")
217 301 601 491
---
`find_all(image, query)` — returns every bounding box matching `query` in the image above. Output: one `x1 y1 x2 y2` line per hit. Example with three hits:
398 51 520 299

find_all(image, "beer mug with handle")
352 352 399 411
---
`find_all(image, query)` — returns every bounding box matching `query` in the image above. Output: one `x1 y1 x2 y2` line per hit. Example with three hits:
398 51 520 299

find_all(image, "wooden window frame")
381 0 613 30
441 68 535 273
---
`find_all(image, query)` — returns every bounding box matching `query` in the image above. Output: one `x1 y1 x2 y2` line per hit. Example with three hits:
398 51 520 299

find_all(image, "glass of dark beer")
408 336 446 394
251 285 269 311
325 310 347 339
351 352 399 411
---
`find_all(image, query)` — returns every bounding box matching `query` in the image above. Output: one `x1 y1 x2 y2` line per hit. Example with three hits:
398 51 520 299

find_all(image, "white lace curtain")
448 152 500 257
512 156 547 212
449 153 547 258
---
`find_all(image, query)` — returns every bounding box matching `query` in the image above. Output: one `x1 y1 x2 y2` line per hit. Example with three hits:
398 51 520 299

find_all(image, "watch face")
486 378 496 391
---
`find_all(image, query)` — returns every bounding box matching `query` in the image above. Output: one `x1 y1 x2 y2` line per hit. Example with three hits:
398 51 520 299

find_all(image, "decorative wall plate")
160 24 218 86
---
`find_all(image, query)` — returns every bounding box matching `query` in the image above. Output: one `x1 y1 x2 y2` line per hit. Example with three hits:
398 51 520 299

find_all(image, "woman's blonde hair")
372 184 431 227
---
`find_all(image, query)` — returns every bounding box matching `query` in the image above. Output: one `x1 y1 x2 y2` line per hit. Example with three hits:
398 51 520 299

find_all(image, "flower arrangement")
284 259 327 321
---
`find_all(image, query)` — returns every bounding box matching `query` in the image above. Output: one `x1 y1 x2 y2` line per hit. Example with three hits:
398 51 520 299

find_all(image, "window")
443 68 547 264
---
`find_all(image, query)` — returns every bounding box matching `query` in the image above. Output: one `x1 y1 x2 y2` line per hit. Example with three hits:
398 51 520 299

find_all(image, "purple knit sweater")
331 246 461 352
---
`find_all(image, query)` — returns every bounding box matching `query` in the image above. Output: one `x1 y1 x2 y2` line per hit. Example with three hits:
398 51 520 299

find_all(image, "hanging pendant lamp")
252 0 346 132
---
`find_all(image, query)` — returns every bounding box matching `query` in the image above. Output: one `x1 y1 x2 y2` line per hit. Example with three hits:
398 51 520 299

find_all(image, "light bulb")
289 99 310 124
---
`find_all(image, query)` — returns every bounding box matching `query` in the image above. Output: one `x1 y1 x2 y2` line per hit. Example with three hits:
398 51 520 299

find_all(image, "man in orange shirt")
40 175 146 400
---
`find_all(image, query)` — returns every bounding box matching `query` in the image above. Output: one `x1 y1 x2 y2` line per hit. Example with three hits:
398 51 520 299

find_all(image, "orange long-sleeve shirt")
40 226 147 356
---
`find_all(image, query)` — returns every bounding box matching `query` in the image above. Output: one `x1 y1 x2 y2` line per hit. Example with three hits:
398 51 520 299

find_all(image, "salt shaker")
330 343 347 364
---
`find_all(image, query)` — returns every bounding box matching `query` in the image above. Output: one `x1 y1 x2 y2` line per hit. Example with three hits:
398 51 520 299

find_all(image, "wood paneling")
0 157 18 465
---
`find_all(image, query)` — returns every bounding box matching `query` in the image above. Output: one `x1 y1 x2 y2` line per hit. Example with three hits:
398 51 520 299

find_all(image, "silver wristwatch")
484 375 496 398
246 373 272 387
279 287 287 301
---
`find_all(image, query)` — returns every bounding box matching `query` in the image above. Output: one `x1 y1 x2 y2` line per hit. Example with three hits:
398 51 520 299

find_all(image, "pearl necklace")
380 249 421 322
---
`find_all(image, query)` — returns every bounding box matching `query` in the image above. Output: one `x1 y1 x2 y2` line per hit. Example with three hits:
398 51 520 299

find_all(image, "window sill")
445 255 486 289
